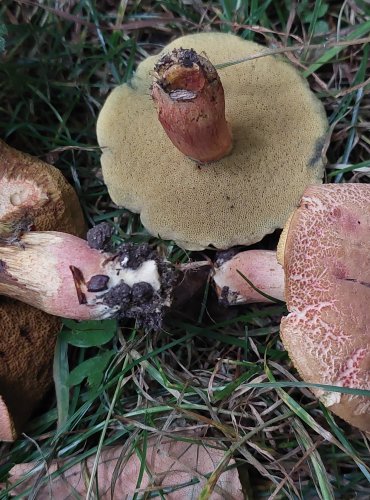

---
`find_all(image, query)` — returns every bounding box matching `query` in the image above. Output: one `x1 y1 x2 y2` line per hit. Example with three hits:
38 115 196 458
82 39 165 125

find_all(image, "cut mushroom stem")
0 231 175 330
213 250 285 305
151 48 232 163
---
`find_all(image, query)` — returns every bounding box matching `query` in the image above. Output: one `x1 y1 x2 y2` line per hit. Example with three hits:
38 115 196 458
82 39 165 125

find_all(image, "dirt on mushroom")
0 230 177 331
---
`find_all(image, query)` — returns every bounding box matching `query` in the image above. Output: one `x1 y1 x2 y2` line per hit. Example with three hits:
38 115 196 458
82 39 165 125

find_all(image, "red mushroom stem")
0 231 174 329
213 250 285 305
151 48 232 163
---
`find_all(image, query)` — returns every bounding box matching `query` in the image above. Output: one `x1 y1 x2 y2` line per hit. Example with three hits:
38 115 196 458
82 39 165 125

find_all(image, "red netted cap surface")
280 184 370 432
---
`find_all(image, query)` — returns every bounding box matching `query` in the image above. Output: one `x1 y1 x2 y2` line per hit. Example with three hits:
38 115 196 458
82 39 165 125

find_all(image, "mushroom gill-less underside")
280 184 370 432
97 32 328 250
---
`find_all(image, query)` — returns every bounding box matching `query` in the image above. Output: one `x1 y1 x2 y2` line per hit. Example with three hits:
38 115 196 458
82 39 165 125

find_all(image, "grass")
0 0 370 498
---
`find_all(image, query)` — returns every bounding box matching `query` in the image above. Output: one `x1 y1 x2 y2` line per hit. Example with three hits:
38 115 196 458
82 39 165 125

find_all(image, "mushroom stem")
0 396 16 442
151 48 232 163
213 250 285 305
0 231 174 329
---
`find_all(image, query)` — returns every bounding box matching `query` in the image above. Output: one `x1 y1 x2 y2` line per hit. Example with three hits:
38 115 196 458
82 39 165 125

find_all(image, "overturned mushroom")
97 32 328 250
213 184 370 432
0 140 86 441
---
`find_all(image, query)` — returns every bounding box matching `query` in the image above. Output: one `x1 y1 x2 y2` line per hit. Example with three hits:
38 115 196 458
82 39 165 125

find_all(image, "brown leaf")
7 437 244 499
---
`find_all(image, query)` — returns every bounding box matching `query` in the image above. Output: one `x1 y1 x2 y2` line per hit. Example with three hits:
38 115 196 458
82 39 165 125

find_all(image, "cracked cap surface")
97 32 328 250
280 184 370 432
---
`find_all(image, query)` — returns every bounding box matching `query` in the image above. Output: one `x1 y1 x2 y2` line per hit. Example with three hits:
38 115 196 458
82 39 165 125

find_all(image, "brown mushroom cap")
279 184 370 432
0 298 60 439
97 32 328 250
0 139 85 235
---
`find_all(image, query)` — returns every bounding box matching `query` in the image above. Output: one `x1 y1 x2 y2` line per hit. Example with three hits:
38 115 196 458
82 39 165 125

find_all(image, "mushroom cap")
97 32 328 250
279 184 370 432
0 139 85 236
0 298 60 437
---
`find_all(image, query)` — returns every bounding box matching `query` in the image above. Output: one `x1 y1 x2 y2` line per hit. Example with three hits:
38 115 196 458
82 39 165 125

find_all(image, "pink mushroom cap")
279 184 370 432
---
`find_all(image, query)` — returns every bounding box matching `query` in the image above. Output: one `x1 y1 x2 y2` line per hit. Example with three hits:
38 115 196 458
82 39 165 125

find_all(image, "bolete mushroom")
213 184 370 433
0 140 85 440
97 32 328 250
214 249 285 305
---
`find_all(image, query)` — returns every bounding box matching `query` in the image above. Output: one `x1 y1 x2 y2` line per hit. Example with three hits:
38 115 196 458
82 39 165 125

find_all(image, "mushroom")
213 184 370 433
0 395 16 442
97 32 328 250
150 48 232 163
0 140 86 440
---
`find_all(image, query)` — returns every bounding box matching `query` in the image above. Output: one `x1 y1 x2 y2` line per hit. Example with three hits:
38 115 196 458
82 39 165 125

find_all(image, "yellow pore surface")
97 33 328 250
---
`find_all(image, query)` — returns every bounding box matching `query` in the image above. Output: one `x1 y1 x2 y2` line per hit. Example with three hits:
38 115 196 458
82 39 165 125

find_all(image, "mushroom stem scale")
213 250 285 304
151 48 232 163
